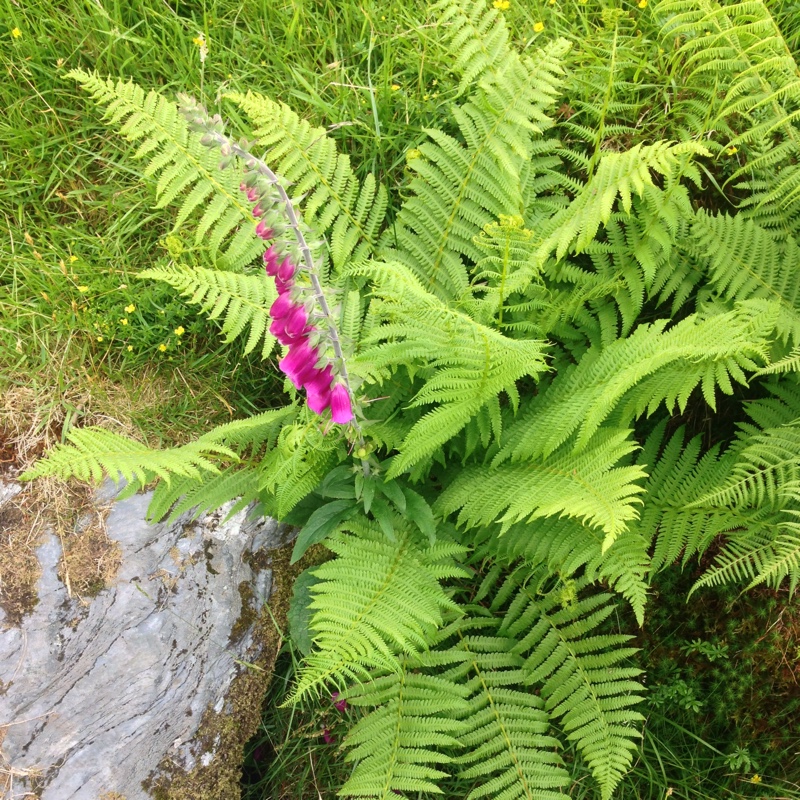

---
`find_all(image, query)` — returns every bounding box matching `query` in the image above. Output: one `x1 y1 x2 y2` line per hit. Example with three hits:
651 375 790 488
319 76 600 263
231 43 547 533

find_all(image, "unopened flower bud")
255 221 274 240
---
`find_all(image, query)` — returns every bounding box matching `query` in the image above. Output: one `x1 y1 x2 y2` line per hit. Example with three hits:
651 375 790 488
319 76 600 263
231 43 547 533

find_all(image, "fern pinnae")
228 90 387 272
501 580 644 800
438 617 571 800
339 661 469 798
69 70 255 267
140 263 278 357
20 427 236 486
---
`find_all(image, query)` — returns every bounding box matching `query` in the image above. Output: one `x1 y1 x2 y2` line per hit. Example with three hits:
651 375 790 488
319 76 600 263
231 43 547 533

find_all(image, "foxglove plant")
177 96 355 428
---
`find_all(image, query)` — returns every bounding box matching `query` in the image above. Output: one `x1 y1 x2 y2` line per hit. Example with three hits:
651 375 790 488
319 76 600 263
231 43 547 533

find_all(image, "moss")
229 581 257 645
143 538 304 800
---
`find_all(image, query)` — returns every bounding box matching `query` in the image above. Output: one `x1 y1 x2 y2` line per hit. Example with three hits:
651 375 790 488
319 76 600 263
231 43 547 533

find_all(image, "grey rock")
0 482 287 799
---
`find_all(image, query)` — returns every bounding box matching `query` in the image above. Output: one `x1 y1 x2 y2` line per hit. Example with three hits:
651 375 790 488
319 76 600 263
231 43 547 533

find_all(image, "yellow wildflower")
127 345 133 352
158 343 167 352
97 336 104 342
391 84 400 91
493 0 510 8
406 148 422 162
750 775 761 785
174 326 185 336
549 0 556 5
125 303 136 314
727 146 738 155
533 21 545 32
78 286 89 293
638 0 647 7
69 255 78 263
120 318 128 326
11 27 21 38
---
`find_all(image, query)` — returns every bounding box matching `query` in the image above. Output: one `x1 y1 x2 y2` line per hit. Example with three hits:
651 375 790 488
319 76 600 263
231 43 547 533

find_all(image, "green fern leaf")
20 426 236 485
339 662 469 798
69 70 257 269
139 263 277 358
288 523 467 702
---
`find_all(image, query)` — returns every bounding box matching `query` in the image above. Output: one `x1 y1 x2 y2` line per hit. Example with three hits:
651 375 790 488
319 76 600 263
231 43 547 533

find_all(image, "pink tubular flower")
307 385 332 414
246 187 259 203
255 221 274 240
269 293 294 320
263 246 280 276
277 257 296 282
275 274 294 295
279 342 319 388
330 383 354 424
269 318 296 346
331 692 348 713
252 204 265 218
322 728 335 745
283 304 309 338
304 364 333 395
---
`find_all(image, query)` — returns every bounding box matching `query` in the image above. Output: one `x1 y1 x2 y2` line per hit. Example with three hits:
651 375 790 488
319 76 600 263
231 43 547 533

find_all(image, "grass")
5 0 800 798
1 0 455 448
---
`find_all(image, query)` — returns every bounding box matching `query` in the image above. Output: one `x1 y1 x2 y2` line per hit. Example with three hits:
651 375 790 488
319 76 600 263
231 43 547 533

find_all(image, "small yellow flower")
97 336 104 342
406 148 422 162
69 255 78 263
493 0 510 8
174 326 185 336
750 775 762 785
391 84 400 91
158 343 167 352
638 0 647 7
78 285 89 293
727 146 738 155
125 303 136 314
127 345 133 352
120 318 128 326
549 0 556 5
11 27 21 38
533 21 545 32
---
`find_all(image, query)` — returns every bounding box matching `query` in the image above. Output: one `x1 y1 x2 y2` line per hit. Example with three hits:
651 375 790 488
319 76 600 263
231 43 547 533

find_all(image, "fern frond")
692 516 800 595
497 303 770 464
288 524 467 702
228 90 388 272
478 518 650 624
501 580 644 800
438 617 570 800
437 428 646 540
384 6 569 299
145 466 261 523
351 261 548 478
689 211 800 343
139 263 277 357
536 141 708 262
20 426 236 485
259 418 339 517
694 419 800 508
339 662 469 798
69 70 258 269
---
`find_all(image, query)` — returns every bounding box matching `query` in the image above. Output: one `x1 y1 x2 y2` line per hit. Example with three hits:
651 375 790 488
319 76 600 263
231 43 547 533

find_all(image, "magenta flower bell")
263 246 280 276
307 385 332 413
255 221 274 240
330 383 354 424
279 341 319 389
277 257 296 282
269 293 294 320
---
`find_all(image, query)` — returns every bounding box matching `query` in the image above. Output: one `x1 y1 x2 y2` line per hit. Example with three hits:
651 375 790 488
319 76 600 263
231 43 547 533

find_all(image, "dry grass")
0 361 228 623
